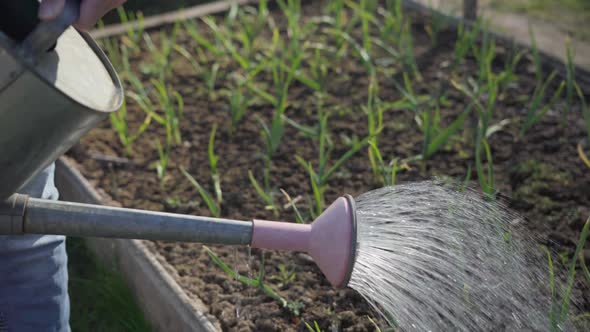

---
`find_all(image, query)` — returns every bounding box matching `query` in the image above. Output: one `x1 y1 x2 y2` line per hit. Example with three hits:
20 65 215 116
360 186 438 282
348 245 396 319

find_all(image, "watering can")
0 0 358 289
0 0 123 200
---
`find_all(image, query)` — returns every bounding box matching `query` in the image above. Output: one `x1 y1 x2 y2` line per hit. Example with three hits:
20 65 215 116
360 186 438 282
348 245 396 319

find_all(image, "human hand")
38 0 127 31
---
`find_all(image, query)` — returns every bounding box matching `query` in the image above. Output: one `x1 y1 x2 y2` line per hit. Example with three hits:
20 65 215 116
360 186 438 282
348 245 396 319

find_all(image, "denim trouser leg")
0 163 70 332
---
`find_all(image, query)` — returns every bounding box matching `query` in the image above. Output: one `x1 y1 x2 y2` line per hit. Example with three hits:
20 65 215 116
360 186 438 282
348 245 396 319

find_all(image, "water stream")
348 180 570 331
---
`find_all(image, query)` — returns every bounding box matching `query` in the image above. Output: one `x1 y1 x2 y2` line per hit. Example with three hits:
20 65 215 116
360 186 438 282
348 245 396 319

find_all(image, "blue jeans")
0 163 70 332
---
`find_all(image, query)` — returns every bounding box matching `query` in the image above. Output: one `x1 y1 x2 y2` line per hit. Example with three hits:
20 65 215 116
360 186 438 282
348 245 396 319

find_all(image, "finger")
38 0 66 20
74 0 127 31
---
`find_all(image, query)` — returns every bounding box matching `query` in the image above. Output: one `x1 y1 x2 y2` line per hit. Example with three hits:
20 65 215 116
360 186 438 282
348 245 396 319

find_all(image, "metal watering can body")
0 0 123 200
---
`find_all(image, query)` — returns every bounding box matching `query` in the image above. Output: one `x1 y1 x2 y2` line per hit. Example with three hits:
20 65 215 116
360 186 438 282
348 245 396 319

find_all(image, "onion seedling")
109 98 153 155
425 6 447 48
154 138 170 188
453 20 481 72
381 0 404 41
270 264 297 287
297 113 372 217
325 0 345 40
203 246 304 316
368 141 409 186
183 19 222 58
575 83 590 168
451 78 500 196
520 71 565 137
564 38 576 125
248 171 279 217
227 88 248 134
277 0 303 59
472 27 495 86
418 102 473 160
360 0 376 53
141 21 180 81
150 79 184 146
97 31 129 74
497 44 525 95
115 6 144 54
208 124 222 204
547 217 590 329
327 28 375 77
203 17 250 71
474 132 495 197
232 0 269 60
305 321 323 332
178 125 223 216
180 167 221 218
172 45 220 99
390 72 430 112
256 54 300 188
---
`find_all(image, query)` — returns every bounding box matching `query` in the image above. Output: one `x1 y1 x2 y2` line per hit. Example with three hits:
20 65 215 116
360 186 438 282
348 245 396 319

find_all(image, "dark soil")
68 1 589 331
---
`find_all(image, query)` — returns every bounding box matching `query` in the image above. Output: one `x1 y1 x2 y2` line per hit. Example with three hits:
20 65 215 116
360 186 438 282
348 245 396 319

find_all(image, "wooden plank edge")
54 156 221 332
90 0 259 39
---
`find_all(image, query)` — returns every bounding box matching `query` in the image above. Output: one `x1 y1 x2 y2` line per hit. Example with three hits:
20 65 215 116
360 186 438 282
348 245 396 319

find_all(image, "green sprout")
305 321 323 332
208 124 222 204
453 20 482 71
418 102 472 161
472 27 496 86
270 264 297 287
451 76 500 197
548 217 590 329
564 38 576 125
109 98 152 155
150 79 184 146
521 71 565 137
203 16 250 71
141 21 180 81
248 170 279 217
177 125 223 217
203 246 304 316
297 113 372 217
474 132 495 197
173 44 220 99
228 88 248 133
183 19 222 58
368 142 408 187
497 45 525 94
180 166 221 218
115 6 144 53
154 138 170 188
256 55 299 188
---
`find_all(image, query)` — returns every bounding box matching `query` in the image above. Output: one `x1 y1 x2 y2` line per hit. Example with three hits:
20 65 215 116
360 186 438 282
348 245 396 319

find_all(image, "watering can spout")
0 194 357 288
251 196 357 288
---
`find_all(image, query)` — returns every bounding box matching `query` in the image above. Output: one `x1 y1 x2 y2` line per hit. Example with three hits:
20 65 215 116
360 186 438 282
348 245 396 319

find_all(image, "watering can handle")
19 0 81 64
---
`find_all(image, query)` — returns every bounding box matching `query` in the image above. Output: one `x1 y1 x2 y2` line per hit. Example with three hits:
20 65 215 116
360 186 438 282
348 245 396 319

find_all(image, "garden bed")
68 0 589 330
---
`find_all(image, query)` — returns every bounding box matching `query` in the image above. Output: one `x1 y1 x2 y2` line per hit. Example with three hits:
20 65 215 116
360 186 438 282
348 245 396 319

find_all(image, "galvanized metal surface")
21 197 253 244
0 25 122 200
0 194 27 235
